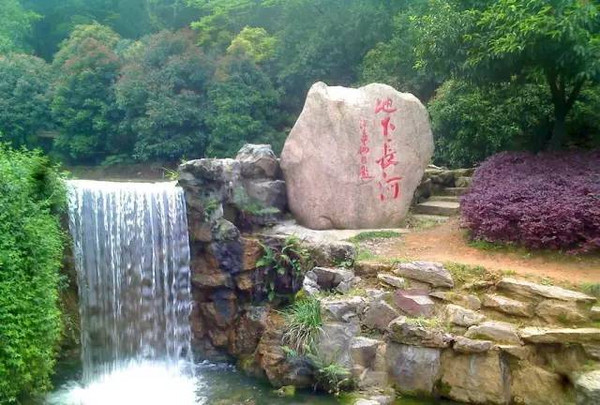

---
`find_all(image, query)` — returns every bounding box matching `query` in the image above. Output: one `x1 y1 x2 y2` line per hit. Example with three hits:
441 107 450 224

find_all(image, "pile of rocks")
246 258 600 405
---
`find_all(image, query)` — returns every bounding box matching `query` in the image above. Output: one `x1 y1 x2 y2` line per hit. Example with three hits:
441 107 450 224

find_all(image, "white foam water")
57 180 196 404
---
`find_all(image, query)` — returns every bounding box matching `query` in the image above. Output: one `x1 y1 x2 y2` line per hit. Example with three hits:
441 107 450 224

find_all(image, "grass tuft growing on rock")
281 296 322 354
347 230 402 243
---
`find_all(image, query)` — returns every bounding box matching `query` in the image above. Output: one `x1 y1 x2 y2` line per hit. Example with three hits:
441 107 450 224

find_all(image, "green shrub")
281 296 322 354
429 80 552 168
0 146 66 403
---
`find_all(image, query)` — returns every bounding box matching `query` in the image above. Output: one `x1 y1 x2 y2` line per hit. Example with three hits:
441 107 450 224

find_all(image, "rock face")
280 82 434 229
386 343 441 395
440 351 510 405
497 278 596 303
465 321 521 344
395 261 454 288
575 370 600 405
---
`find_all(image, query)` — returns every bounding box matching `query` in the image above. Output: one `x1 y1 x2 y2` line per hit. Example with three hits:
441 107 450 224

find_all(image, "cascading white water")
50 180 199 404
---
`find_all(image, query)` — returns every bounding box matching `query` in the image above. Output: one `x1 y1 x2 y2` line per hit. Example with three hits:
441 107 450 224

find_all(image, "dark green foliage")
206 55 284 157
429 80 553 167
116 29 213 161
50 23 123 163
0 0 39 53
0 54 53 149
0 146 65 403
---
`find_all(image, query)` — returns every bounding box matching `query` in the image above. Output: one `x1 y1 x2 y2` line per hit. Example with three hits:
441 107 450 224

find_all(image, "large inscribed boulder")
281 82 434 229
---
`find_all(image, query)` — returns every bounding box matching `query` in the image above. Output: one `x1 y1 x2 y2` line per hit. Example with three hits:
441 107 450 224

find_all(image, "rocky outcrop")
498 278 596 303
575 370 600 405
395 261 454 288
281 82 434 229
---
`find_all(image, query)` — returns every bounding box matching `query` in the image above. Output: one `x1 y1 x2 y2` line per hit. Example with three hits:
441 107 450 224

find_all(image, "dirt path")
376 218 600 284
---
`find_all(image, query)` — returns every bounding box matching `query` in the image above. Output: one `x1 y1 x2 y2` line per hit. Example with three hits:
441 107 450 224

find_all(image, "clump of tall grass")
281 296 322 354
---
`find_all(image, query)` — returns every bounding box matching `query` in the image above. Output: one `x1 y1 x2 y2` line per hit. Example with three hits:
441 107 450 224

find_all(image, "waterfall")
66 180 194 382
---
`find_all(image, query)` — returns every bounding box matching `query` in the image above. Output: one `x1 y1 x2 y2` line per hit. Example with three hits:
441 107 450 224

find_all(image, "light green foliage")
444 262 490 285
51 23 123 163
347 230 402 243
281 296 322 354
0 0 39 53
0 54 53 149
227 26 276 63
116 29 213 161
580 283 600 299
257 236 310 301
307 352 353 395
206 54 284 157
0 146 65 403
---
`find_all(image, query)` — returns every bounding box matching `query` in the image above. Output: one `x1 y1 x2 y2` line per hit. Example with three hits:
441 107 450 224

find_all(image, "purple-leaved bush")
461 151 600 252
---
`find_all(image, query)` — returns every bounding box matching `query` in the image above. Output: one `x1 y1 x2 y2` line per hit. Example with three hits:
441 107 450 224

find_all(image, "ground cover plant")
0 146 66 403
461 151 600 252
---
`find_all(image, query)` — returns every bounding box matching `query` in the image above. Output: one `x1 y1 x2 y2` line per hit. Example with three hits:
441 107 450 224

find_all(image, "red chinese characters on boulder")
375 98 402 201
357 98 402 200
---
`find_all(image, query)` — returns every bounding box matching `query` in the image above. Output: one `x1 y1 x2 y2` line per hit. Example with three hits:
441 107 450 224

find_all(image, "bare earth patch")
378 218 600 284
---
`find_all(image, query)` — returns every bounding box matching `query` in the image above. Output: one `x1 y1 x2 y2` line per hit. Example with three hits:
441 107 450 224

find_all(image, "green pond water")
46 359 456 405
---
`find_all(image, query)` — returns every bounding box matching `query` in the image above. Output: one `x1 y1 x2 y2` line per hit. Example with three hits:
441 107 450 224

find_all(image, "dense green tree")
206 54 283 157
360 1 438 101
415 0 600 149
429 80 553 167
0 146 65 403
116 29 213 161
0 0 39 53
24 0 200 59
0 54 53 148
50 23 123 163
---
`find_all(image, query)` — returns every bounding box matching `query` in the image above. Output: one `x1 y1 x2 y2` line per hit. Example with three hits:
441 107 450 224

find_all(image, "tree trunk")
549 105 568 150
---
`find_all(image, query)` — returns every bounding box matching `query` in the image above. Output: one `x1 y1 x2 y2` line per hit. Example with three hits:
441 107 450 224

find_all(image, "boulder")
497 278 596 303
429 291 481 310
575 370 600 405
453 336 493 354
520 327 600 344
395 261 454 288
321 296 366 323
535 300 588 324
236 144 279 179
354 261 393 277
386 343 441 395
377 273 406 289
350 336 384 370
362 300 400 332
393 290 435 317
482 294 534 318
465 321 521 344
243 179 287 212
312 266 356 292
445 304 486 327
440 350 510 404
317 322 361 367
280 82 434 229
388 317 451 348
511 362 572 405
591 306 600 321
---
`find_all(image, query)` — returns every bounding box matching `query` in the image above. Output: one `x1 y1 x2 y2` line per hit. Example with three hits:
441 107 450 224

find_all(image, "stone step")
438 187 468 196
411 214 450 224
413 201 460 216
428 195 460 203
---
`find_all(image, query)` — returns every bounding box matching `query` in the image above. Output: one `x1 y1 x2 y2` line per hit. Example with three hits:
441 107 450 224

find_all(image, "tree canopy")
0 0 597 167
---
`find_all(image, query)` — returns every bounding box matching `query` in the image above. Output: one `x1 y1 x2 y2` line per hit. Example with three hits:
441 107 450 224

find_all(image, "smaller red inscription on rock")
358 118 374 180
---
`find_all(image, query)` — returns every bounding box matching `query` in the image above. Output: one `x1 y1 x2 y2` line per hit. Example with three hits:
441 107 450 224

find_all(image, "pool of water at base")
45 360 456 405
